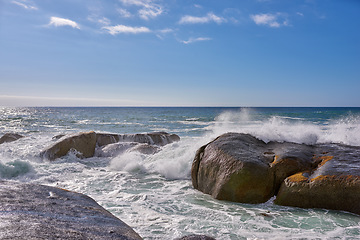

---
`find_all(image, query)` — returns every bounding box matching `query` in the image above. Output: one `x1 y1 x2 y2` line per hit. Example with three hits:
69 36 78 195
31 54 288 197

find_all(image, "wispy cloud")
119 0 163 20
179 12 226 24
250 13 288 28
11 0 38 10
156 28 174 39
117 8 133 18
182 37 212 44
49 17 80 29
102 24 151 35
88 15 111 26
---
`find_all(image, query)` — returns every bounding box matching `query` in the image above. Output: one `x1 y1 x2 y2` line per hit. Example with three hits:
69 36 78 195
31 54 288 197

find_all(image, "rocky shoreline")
1 131 359 239
191 132 360 215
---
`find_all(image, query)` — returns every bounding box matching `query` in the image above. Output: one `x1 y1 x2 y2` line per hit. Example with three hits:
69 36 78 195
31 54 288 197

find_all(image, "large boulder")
192 133 275 203
192 132 360 215
0 133 24 144
191 133 316 204
0 181 142 239
43 131 180 161
275 144 360 215
41 131 96 161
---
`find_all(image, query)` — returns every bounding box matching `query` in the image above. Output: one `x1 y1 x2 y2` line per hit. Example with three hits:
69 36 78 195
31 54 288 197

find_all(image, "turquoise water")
0 107 360 239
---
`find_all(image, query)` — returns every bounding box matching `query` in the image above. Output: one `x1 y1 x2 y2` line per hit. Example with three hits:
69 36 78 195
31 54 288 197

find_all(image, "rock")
175 235 216 240
191 133 317 204
275 144 360 215
269 143 314 194
96 133 120 147
130 143 160 155
193 132 360 214
192 133 275 203
0 181 142 240
41 131 96 161
0 133 24 144
42 131 180 161
117 132 180 146
52 134 65 140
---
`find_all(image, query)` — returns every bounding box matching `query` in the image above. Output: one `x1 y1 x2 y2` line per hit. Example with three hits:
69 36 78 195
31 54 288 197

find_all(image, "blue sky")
0 0 359 107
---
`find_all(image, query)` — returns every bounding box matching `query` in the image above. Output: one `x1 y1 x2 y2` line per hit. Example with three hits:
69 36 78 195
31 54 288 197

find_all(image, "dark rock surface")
0 181 143 240
191 132 360 215
0 133 24 145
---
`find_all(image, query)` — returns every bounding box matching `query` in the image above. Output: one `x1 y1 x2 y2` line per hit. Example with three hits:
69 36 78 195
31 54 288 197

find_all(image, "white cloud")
182 37 212 44
179 12 226 24
156 28 174 39
118 8 133 18
102 25 151 35
11 0 38 10
88 15 111 25
49 17 80 29
250 13 288 28
119 0 163 20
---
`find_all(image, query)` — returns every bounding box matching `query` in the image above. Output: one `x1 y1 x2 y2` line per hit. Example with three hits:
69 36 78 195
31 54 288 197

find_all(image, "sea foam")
207 108 360 146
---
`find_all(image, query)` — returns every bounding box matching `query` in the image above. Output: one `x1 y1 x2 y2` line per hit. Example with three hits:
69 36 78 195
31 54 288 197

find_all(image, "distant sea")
1 107 359 239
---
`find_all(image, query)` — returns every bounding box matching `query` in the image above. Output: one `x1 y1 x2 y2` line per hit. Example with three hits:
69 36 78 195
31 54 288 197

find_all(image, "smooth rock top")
0 181 143 240
0 133 24 144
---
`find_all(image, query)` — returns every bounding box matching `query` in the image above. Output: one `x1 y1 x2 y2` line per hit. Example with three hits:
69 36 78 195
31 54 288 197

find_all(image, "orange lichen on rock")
311 174 360 183
312 155 333 168
287 172 309 183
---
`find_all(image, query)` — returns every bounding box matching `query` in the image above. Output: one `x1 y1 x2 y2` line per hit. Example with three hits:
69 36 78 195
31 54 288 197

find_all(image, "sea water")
0 107 359 239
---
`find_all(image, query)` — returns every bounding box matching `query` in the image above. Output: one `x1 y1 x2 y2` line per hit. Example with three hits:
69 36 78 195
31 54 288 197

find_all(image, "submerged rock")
41 131 96 161
192 132 360 215
0 181 142 240
0 133 24 144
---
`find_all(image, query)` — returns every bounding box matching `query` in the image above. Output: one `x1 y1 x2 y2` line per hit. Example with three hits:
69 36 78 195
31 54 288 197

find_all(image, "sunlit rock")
275 145 360 215
41 131 96 160
0 181 143 239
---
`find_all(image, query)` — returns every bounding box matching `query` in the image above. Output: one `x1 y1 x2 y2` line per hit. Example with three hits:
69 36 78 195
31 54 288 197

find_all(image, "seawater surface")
0 107 360 239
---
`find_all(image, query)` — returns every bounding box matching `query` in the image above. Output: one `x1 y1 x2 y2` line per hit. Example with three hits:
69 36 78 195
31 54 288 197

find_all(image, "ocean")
0 107 359 239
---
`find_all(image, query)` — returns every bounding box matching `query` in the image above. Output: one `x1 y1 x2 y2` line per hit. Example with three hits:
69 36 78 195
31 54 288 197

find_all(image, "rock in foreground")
192 133 314 203
0 181 142 240
192 133 360 215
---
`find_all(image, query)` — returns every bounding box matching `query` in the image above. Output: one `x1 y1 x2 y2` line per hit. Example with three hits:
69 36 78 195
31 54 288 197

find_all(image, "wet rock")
0 133 24 144
192 133 318 204
192 133 360 214
96 133 120 147
0 181 143 240
117 132 180 146
175 235 216 240
275 144 360 215
42 131 180 161
192 133 275 203
41 131 96 161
